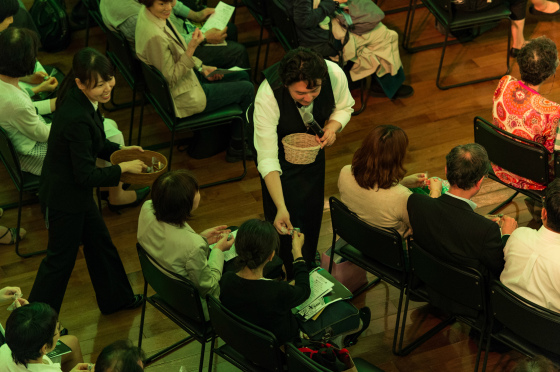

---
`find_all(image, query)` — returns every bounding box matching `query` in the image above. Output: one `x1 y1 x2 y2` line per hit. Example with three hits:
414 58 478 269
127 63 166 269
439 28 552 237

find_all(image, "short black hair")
151 169 199 227
279 47 328 89
235 219 279 270
0 0 19 24
446 143 490 190
0 27 39 78
544 178 560 233
95 340 145 372
518 36 559 86
137 0 173 7
5 302 58 367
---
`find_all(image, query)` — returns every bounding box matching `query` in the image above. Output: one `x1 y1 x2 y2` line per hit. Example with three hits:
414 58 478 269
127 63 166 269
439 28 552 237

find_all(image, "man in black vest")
407 143 518 280
253 47 355 277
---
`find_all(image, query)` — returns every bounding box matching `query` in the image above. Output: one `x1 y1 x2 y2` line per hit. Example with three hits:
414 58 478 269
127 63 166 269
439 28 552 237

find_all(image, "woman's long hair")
56 47 115 110
351 125 408 190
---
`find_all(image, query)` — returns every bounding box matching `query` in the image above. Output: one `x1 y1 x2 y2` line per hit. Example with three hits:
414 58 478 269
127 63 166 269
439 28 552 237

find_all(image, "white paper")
200 1 235 33
205 67 250 78
209 229 238 261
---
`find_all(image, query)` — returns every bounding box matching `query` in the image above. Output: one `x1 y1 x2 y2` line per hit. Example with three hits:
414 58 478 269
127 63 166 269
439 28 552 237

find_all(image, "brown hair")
137 0 173 7
151 170 199 227
351 125 408 190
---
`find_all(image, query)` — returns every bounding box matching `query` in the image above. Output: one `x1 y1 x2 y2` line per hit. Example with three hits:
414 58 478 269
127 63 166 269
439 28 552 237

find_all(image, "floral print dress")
492 75 560 190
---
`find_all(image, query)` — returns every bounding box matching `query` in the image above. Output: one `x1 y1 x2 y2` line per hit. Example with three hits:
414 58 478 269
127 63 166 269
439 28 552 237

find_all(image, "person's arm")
327 61 355 129
264 171 293 234
253 80 282 179
480 222 507 279
184 238 225 297
11 101 50 143
292 0 337 29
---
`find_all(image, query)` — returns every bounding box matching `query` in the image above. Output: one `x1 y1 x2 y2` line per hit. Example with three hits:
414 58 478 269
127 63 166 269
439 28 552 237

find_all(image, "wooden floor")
1 0 556 370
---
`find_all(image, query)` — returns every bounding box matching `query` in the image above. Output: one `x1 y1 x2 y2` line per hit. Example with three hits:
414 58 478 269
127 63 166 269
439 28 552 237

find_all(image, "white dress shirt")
500 226 560 312
253 60 355 179
0 344 60 372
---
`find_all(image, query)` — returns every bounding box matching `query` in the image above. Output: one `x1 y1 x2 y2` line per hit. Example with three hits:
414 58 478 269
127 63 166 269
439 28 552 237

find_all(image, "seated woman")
0 27 149 211
285 0 413 99
492 36 560 191
0 300 86 372
220 219 368 346
137 169 234 319
93 340 145 372
135 0 254 162
338 125 443 238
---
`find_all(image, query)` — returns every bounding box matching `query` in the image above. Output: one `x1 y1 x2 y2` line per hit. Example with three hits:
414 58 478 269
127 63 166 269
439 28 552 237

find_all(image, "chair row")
136 243 383 371
328 195 560 372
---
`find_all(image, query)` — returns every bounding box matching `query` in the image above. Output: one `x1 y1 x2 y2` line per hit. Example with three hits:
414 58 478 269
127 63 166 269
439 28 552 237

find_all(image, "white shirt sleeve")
32 99 53 116
253 79 282 179
326 60 354 130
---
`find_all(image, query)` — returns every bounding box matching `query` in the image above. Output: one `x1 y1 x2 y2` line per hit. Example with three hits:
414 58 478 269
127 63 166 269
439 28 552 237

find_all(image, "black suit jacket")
407 193 508 280
40 87 121 214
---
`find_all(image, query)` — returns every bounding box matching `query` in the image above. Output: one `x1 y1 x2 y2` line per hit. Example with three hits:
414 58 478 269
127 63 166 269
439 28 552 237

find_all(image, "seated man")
100 0 250 69
285 0 413 99
500 178 560 312
93 340 145 372
407 143 518 279
0 301 85 372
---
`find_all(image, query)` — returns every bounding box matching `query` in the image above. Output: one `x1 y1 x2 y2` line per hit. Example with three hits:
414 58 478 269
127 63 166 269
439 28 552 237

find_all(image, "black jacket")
39 87 121 213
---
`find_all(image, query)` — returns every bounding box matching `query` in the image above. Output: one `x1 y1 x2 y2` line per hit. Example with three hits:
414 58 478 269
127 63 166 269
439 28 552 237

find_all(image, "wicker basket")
281 133 321 165
110 150 168 185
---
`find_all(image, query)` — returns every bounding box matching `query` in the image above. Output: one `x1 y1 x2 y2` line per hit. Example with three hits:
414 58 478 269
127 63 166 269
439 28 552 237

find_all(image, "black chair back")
490 280 560 356
329 197 405 271
106 30 142 89
285 343 331 372
140 61 176 125
136 243 205 323
206 295 284 371
408 241 485 312
474 116 550 185
267 0 299 51
0 127 25 191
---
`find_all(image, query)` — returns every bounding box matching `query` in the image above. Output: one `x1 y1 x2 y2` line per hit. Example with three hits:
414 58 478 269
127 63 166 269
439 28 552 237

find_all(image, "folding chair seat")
402 0 511 89
206 295 285 372
328 197 407 355
473 116 553 214
136 243 215 372
139 61 247 188
399 241 489 371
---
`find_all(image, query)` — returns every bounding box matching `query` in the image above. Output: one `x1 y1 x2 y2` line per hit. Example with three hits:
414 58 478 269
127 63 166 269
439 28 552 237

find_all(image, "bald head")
446 143 490 190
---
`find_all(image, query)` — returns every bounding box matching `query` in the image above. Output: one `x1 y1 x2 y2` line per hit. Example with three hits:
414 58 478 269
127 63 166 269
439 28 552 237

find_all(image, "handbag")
298 341 358 372
335 0 385 36
297 300 360 342
320 240 368 293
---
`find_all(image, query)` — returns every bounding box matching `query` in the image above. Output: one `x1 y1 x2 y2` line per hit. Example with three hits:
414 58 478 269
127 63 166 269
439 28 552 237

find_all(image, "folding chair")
473 116 552 214
402 0 511 89
136 243 215 372
139 61 247 187
328 197 406 354
206 295 284 372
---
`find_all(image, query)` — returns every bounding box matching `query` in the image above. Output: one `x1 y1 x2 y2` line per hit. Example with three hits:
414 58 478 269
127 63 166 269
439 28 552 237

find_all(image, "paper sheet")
205 67 250 78
200 1 235 33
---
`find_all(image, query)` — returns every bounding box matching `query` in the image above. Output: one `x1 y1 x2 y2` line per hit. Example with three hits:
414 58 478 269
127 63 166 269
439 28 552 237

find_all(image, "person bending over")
135 0 254 162
339 125 443 239
0 302 86 372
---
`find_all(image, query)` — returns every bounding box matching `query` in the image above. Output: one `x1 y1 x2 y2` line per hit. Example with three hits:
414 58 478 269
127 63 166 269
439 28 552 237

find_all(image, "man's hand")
0 287 21 302
119 160 147 174
316 120 342 149
202 66 223 81
501 216 518 235
120 146 144 152
192 7 214 22
274 206 293 235
70 363 91 371
428 178 443 197
204 27 227 44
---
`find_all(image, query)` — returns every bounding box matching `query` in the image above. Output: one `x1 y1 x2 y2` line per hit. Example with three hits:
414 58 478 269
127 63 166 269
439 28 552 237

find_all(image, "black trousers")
28 199 134 314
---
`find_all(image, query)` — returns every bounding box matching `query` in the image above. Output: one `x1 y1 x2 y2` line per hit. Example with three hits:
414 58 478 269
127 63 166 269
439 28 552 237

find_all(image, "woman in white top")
0 289 86 372
338 125 442 238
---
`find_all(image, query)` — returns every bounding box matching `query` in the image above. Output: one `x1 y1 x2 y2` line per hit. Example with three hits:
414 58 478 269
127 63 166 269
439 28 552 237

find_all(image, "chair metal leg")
168 126 177 171
489 191 519 214
137 95 146 146
208 336 216 372
351 76 369 116
138 281 148 350
199 339 206 372
14 188 46 258
392 286 407 355
145 336 195 365
128 85 137 146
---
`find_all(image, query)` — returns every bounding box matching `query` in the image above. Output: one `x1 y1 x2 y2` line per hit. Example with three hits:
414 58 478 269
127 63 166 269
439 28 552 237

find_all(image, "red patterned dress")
492 75 560 190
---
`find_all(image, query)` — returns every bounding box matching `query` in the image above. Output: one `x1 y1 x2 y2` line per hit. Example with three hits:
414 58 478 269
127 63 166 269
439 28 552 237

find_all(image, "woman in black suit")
28 48 146 315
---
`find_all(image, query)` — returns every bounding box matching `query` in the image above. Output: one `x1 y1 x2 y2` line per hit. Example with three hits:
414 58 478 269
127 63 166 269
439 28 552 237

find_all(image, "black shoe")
102 295 145 315
529 5 560 16
510 48 520 58
107 187 150 214
370 84 414 99
344 306 371 347
226 145 254 163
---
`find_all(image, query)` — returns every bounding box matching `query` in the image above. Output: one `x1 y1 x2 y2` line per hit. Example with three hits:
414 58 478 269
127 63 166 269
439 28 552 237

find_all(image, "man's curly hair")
518 36 559 86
